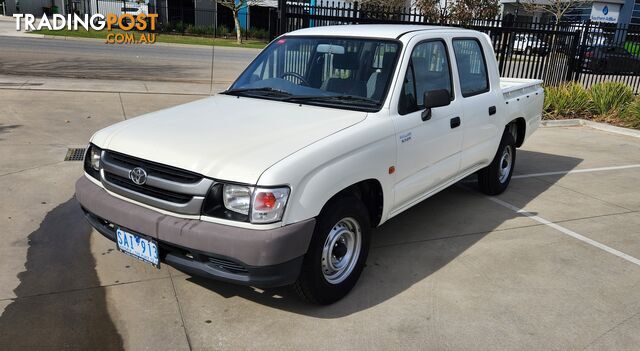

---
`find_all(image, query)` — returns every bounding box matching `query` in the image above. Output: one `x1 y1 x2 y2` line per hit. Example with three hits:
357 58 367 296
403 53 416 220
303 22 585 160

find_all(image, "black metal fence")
278 0 640 92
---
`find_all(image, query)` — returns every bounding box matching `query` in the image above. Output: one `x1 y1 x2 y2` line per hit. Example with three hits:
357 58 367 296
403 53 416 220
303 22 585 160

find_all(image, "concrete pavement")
0 88 200 350
0 15 32 38
1 85 640 349
0 74 221 95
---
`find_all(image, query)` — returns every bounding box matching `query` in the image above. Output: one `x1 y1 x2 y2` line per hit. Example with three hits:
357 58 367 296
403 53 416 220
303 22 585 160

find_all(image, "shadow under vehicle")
185 149 583 317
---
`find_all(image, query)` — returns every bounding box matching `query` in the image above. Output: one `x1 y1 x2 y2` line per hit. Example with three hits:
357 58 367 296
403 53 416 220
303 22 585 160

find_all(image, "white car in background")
512 34 549 56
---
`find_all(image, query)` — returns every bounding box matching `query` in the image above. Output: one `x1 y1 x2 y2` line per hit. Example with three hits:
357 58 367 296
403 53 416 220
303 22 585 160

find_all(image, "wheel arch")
507 117 526 147
321 179 384 228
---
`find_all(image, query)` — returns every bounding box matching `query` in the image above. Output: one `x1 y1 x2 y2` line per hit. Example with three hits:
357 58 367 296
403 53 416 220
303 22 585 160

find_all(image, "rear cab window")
452 38 489 97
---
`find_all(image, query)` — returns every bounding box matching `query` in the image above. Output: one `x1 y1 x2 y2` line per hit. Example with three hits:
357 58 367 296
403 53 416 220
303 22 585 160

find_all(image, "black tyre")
478 131 516 195
293 196 371 305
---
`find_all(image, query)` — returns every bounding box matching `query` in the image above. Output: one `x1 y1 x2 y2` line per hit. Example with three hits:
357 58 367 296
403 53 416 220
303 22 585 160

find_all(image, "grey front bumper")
75 176 316 288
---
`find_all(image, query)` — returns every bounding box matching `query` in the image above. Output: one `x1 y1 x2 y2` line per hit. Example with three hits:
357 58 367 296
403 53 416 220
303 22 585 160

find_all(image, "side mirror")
421 89 451 121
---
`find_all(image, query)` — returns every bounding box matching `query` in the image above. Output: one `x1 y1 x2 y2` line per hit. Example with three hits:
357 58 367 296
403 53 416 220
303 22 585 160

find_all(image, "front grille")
104 172 193 204
100 150 214 215
107 151 201 183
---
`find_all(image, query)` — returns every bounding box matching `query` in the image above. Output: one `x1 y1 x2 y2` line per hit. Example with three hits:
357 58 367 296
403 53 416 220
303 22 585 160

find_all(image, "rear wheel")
293 196 371 305
478 131 516 195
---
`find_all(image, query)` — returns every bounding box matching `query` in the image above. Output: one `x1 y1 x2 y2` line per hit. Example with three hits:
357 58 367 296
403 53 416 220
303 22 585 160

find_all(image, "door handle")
450 116 461 129
489 106 497 115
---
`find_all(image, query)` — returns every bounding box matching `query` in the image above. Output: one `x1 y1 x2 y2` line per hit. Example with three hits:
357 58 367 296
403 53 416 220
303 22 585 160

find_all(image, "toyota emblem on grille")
129 167 148 185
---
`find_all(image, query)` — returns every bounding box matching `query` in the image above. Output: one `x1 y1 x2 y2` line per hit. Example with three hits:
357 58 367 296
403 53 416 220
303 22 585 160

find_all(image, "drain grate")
65 148 86 161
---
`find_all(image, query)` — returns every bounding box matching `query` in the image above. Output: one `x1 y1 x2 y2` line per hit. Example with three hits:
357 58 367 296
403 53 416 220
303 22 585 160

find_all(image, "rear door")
452 37 502 173
391 38 464 210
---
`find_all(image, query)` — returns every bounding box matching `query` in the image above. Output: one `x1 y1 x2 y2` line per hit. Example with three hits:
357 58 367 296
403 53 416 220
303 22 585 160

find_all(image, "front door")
392 39 464 212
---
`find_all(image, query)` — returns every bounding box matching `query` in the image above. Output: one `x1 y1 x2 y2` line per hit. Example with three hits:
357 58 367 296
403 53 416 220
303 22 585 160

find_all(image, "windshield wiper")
223 89 380 108
286 94 380 106
222 87 293 98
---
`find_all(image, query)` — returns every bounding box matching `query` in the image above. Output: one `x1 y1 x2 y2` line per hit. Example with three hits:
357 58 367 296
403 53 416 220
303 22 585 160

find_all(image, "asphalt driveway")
1 88 639 350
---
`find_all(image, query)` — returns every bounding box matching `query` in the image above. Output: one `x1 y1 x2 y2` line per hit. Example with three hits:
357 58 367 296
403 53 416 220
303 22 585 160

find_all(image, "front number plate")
116 228 160 268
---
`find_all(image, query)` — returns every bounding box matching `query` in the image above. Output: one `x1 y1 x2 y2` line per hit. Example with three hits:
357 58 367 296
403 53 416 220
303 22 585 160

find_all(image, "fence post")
573 20 591 82
352 1 358 24
268 7 277 40
566 30 581 82
213 0 217 36
497 16 513 75
277 0 286 35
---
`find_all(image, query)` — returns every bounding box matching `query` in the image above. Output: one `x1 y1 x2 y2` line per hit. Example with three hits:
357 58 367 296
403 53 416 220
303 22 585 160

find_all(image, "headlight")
89 147 101 170
205 183 290 224
83 144 102 179
251 187 290 223
223 184 252 215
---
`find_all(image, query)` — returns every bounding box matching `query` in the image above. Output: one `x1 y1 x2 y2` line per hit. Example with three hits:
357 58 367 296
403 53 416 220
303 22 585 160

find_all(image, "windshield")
225 36 401 111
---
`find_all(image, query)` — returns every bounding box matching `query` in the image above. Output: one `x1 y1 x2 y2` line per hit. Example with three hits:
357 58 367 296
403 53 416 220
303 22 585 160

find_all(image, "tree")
359 0 412 21
218 0 263 44
520 0 589 24
415 0 500 24
450 0 500 23
417 0 452 23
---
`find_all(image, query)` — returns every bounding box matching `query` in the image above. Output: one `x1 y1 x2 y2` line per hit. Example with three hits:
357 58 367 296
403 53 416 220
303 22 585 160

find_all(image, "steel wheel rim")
321 217 362 285
498 145 513 184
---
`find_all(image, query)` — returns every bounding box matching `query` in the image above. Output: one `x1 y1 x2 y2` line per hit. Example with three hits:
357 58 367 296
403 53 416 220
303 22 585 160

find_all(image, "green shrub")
588 82 634 115
623 97 640 129
158 21 173 33
170 21 185 33
545 81 639 129
544 82 592 118
624 42 640 57
246 27 268 40
216 25 230 37
186 25 215 36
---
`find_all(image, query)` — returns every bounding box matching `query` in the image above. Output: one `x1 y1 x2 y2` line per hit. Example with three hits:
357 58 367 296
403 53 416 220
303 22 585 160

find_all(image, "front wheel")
293 196 371 305
477 131 516 195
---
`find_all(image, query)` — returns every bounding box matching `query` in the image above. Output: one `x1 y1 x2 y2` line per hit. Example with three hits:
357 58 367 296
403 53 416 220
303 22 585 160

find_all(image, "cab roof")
286 24 470 39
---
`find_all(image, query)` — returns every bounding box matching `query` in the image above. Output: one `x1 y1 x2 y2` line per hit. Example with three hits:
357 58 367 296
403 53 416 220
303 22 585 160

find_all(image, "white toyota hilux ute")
76 25 543 304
